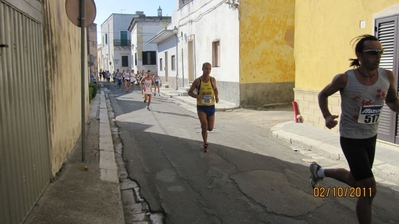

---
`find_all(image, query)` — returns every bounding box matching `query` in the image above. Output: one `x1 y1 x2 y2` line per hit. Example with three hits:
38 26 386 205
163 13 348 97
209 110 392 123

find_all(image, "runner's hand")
325 115 339 129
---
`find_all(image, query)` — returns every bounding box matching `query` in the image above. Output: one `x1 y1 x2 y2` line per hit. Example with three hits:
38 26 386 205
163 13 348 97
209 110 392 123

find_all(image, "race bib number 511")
357 105 383 124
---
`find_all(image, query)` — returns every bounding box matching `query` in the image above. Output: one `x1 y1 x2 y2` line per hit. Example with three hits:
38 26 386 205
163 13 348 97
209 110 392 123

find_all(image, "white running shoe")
309 162 323 188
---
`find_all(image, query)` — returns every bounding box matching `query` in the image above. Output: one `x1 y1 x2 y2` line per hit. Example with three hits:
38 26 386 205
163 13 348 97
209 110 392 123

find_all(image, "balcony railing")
114 39 131 46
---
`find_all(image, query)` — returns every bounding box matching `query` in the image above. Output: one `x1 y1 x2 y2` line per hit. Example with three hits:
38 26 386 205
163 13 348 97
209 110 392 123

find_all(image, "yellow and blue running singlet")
197 78 215 106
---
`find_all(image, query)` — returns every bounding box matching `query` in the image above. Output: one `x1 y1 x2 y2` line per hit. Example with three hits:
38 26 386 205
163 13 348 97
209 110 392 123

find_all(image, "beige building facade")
42 0 88 175
0 0 89 223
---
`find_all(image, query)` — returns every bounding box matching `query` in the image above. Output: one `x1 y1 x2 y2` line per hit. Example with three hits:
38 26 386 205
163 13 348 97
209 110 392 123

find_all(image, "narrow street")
103 82 399 224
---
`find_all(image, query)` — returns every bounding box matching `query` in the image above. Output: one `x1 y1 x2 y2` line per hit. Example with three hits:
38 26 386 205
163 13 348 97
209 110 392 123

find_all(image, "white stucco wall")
101 16 113 72
130 18 172 75
156 37 177 84
113 49 131 71
175 0 240 83
101 14 135 72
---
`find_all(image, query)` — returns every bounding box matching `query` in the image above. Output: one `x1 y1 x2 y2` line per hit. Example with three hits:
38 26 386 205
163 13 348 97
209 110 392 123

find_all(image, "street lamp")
173 26 178 35
173 26 179 90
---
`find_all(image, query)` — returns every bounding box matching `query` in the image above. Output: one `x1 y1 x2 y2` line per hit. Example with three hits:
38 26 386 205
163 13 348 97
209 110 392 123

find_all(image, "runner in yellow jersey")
188 62 219 152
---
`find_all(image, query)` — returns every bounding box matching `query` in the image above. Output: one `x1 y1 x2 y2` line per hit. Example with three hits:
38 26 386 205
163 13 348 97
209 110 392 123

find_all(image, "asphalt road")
103 82 399 224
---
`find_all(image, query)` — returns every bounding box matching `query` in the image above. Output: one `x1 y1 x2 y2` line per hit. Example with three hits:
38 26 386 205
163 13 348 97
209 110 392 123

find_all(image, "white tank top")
143 79 152 94
339 68 389 138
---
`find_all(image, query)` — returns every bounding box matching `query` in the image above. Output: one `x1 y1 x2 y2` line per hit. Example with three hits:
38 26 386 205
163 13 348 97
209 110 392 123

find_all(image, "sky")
93 0 175 42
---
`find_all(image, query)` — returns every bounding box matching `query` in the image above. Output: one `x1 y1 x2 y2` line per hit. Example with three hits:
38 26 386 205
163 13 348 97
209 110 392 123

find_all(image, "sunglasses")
362 49 384 55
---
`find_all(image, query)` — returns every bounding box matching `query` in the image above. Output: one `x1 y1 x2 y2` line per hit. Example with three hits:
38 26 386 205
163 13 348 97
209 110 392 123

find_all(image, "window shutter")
122 56 128 67
375 16 399 143
121 31 128 46
150 51 156 65
142 51 147 65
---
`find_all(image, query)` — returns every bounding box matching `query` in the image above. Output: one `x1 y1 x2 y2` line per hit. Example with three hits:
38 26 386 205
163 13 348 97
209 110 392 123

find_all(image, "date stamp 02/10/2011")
313 187 373 198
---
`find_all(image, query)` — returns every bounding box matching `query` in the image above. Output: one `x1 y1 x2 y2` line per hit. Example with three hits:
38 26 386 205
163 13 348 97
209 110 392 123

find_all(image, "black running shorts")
340 135 377 181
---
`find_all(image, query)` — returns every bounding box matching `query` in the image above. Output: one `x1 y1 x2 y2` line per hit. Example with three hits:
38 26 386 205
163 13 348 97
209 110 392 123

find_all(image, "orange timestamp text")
313 187 372 198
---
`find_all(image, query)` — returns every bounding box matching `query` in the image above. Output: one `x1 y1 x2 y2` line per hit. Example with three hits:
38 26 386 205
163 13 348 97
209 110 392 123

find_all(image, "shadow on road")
103 82 399 224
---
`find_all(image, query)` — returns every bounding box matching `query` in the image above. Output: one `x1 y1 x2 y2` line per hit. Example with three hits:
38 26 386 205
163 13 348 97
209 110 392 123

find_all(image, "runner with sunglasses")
310 34 399 224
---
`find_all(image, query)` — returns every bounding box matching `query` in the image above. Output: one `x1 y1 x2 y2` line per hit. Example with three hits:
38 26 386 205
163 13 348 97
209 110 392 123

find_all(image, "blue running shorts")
197 105 215 117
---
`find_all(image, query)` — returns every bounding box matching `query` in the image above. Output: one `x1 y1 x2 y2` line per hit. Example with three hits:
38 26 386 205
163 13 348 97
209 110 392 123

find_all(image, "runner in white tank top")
140 70 155 111
124 69 131 92
311 34 399 224
129 69 136 91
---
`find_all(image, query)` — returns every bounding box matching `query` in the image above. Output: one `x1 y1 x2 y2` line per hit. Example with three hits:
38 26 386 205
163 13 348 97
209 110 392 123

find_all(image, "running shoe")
147 107 150 111
309 162 323 188
144 100 146 103
203 144 209 153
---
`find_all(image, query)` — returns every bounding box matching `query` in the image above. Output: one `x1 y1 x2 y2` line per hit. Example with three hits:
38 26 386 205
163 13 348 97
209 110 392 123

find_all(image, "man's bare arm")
188 79 200 100
318 73 347 129
212 78 219 103
384 69 399 113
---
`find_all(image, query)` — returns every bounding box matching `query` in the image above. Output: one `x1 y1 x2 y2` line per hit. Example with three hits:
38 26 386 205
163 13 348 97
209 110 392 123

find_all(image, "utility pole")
80 0 86 162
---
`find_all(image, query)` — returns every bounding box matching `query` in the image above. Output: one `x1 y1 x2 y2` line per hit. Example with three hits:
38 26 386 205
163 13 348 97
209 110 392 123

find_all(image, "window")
121 56 128 67
142 51 156 65
120 31 128 46
171 55 176 70
105 34 108 44
135 53 137 65
212 40 220 67
160 58 163 71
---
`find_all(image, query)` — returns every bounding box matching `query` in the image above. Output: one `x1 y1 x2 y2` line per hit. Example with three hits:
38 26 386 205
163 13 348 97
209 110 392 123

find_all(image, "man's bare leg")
198 111 208 151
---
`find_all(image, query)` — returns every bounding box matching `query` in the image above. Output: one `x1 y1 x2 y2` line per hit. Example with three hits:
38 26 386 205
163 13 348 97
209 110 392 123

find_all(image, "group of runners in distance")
107 69 162 111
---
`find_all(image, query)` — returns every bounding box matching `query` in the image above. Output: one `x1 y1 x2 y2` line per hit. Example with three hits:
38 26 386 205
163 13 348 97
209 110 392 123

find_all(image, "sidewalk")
159 86 399 187
158 86 240 111
272 121 399 187
24 91 125 224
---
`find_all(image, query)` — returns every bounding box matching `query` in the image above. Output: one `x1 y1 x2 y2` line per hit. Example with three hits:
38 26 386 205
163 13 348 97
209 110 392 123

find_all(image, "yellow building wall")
240 0 295 84
239 0 295 107
42 0 88 175
294 0 399 129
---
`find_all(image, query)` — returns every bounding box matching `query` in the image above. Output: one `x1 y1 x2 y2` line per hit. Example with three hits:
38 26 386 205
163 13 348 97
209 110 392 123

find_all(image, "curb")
102 88 165 224
160 92 240 112
99 91 119 183
98 89 125 224
271 121 399 187
271 121 344 161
